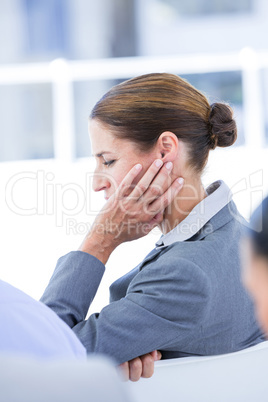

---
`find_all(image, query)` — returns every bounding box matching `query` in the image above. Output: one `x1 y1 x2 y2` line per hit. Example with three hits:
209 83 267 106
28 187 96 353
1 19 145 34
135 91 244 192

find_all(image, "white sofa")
130 341 268 402
1 342 268 402
0 354 133 402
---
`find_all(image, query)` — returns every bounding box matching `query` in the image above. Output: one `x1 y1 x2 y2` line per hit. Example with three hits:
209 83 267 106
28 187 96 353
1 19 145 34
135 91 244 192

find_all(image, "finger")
150 350 157 360
148 177 184 215
150 350 162 361
130 159 164 199
156 350 162 361
118 361 130 381
140 353 155 378
149 211 165 226
138 162 173 202
129 357 143 382
136 210 166 238
116 163 143 198
139 213 163 236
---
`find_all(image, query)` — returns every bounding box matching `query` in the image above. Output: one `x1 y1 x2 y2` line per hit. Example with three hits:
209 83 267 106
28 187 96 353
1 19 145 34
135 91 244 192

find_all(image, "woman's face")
89 119 158 200
242 238 268 336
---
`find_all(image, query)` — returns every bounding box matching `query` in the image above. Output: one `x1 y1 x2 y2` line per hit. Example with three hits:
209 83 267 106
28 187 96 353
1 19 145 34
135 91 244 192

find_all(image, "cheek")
248 278 268 335
108 173 125 195
113 171 126 187
255 299 268 336
111 156 156 192
108 163 135 193
114 161 145 186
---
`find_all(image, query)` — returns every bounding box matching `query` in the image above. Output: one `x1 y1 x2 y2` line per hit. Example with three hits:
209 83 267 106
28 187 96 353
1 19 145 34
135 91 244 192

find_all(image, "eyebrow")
94 151 113 158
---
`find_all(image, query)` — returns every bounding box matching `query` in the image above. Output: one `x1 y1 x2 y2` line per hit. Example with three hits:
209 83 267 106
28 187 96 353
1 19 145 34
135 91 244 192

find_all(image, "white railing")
0 48 267 161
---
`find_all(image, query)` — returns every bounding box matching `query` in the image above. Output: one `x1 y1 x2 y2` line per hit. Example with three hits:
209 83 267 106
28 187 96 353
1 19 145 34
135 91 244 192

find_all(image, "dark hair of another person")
90 73 237 173
249 196 268 261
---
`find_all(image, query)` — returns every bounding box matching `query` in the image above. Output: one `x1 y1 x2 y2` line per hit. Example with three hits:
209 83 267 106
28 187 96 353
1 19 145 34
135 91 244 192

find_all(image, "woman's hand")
79 159 184 264
118 350 162 382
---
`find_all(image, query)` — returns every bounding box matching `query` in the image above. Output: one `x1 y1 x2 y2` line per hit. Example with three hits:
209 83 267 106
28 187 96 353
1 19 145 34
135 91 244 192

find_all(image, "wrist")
79 231 117 265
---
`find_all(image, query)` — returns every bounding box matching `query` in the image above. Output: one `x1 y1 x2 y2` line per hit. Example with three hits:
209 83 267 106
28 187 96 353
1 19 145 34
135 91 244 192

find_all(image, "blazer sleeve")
41 250 212 365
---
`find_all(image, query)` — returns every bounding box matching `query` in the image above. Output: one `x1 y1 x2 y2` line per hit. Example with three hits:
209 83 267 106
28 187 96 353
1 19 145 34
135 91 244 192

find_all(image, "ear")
156 132 179 162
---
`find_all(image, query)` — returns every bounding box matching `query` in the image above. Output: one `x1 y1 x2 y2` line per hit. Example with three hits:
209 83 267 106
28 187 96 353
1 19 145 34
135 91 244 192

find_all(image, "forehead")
89 119 115 142
89 120 118 155
88 119 136 155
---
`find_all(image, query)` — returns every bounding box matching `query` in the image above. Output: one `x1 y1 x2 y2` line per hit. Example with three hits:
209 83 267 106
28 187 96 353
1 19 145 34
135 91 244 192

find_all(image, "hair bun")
208 103 237 150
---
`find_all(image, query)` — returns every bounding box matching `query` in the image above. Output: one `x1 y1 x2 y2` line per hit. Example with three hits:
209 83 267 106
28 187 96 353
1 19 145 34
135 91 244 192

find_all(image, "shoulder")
127 253 212 324
204 200 248 239
150 214 243 287
129 250 212 298
0 279 34 305
0 280 86 359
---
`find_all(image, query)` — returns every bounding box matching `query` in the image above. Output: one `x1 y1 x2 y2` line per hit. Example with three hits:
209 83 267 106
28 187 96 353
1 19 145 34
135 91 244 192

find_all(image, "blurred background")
0 0 268 313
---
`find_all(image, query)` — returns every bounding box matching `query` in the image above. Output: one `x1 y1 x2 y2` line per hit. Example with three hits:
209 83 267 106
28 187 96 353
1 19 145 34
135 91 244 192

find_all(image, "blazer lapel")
138 247 164 271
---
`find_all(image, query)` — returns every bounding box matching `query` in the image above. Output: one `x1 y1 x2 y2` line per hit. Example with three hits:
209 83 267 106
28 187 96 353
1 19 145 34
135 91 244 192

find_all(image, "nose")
92 171 111 193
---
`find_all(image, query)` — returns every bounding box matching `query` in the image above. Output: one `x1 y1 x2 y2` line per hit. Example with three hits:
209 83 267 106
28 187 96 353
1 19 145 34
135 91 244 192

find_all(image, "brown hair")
90 73 237 172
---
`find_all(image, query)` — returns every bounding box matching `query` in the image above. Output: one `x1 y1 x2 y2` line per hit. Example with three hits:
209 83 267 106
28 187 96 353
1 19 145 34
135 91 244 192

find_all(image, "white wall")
136 0 268 56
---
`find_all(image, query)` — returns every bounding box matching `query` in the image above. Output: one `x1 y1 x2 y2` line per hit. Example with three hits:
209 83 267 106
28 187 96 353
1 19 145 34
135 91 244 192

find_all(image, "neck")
160 177 207 235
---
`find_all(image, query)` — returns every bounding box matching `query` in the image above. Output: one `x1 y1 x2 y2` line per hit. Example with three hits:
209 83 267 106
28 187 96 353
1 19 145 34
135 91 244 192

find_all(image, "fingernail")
135 163 142 170
165 162 173 170
177 177 184 185
155 159 163 168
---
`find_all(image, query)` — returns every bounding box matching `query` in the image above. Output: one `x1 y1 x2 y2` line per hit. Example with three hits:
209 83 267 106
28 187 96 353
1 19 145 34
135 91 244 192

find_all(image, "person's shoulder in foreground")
0 279 86 359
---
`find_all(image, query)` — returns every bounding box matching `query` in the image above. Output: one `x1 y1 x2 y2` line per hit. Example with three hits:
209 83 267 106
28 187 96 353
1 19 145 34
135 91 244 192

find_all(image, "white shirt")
0 279 87 359
156 180 232 248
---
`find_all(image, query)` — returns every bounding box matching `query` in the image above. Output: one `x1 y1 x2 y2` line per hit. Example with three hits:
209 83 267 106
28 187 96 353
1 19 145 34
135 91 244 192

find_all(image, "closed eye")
103 160 116 167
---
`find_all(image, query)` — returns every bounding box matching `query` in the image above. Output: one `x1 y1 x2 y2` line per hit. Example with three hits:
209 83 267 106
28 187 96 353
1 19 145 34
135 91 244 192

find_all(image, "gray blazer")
41 200 264 364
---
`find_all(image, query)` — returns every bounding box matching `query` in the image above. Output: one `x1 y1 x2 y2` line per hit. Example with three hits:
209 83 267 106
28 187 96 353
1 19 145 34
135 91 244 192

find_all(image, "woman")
41 73 264 370
242 196 268 336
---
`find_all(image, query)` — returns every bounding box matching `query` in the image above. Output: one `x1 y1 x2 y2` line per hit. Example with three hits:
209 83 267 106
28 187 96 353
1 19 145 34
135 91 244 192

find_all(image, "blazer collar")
155 180 232 249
